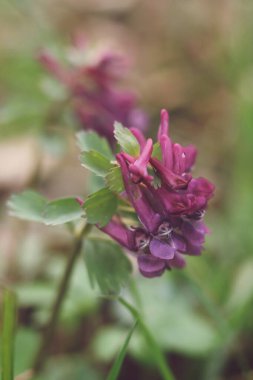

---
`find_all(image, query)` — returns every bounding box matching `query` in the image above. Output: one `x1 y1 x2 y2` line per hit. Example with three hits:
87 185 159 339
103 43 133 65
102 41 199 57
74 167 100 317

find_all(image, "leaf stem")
32 223 91 375
118 297 175 380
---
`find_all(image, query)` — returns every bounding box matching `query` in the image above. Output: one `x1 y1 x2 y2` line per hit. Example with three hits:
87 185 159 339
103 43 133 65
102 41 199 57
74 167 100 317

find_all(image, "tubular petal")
101 220 136 251
157 109 169 139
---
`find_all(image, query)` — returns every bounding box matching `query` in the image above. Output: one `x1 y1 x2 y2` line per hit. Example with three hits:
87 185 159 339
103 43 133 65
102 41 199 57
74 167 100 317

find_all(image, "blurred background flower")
1 1 253 379
38 36 148 144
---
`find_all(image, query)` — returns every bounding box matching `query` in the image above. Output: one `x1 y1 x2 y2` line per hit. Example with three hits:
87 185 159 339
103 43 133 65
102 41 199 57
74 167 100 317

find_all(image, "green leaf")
226 259 253 311
84 188 118 227
43 197 84 226
1 288 17 380
76 131 113 159
114 122 140 156
154 312 218 355
7 191 47 223
105 165 124 193
80 151 113 177
106 321 138 380
152 142 162 160
151 169 162 189
14 329 40 376
33 356 102 380
126 276 219 357
8 192 83 225
84 240 132 295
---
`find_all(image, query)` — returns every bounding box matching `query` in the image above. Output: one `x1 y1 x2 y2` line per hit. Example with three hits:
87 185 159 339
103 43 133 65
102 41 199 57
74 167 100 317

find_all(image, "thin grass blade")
106 320 138 380
118 297 175 380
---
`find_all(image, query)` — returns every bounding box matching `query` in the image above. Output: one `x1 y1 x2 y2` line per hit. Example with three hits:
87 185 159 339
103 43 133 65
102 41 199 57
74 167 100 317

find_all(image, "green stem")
118 297 175 380
128 278 143 312
32 223 91 376
1 288 17 380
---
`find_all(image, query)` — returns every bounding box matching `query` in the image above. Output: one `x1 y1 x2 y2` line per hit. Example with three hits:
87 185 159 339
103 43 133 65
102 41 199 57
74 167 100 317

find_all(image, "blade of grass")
118 297 175 380
106 320 138 380
1 288 17 380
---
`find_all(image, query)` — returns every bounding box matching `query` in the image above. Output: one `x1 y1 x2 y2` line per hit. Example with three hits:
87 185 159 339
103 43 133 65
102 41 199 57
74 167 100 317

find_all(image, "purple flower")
100 109 215 278
38 39 147 144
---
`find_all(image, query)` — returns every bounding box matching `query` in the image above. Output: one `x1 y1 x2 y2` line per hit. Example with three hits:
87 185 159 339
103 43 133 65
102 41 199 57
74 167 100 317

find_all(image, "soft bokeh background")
1 1 253 379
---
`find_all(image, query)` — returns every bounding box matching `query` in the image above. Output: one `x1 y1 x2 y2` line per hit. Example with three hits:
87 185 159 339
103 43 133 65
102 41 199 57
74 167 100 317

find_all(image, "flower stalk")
32 222 91 375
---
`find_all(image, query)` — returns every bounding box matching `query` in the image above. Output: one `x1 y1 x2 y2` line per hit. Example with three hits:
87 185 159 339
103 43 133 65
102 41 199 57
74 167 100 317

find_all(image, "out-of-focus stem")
32 223 91 376
1 288 17 380
118 297 175 380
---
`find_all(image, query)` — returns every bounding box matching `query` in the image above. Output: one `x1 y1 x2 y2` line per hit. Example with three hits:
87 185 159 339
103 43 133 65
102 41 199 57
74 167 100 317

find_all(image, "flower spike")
97 109 215 278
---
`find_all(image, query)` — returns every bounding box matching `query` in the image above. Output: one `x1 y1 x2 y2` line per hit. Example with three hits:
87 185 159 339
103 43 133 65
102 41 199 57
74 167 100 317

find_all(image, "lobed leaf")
114 122 140 156
105 165 124 193
84 187 118 227
43 197 84 226
8 191 84 225
80 150 113 177
76 130 113 159
84 240 132 295
7 191 47 223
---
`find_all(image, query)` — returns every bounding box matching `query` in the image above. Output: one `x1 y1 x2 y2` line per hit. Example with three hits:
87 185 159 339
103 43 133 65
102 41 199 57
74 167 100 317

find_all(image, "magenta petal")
38 50 70 85
101 220 136 251
172 233 186 252
117 154 161 232
188 177 215 199
129 109 148 132
85 52 128 84
150 158 190 190
134 138 153 167
157 109 169 140
173 143 186 174
187 195 207 213
159 135 173 170
129 127 146 149
183 145 197 172
153 187 192 214
129 138 153 183
186 242 203 256
149 238 175 259
182 221 206 244
167 252 186 269
137 254 166 278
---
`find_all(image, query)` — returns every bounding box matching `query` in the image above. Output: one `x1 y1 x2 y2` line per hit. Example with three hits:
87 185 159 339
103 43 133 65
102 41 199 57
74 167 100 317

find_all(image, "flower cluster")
101 110 215 277
39 37 147 143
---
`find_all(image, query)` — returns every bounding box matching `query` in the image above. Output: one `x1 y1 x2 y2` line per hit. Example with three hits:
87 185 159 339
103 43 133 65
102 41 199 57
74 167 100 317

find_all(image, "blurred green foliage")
1 1 253 380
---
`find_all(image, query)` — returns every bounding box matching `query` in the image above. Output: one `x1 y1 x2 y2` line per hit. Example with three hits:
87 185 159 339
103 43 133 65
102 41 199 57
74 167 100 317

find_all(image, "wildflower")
38 38 147 143
101 109 215 278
